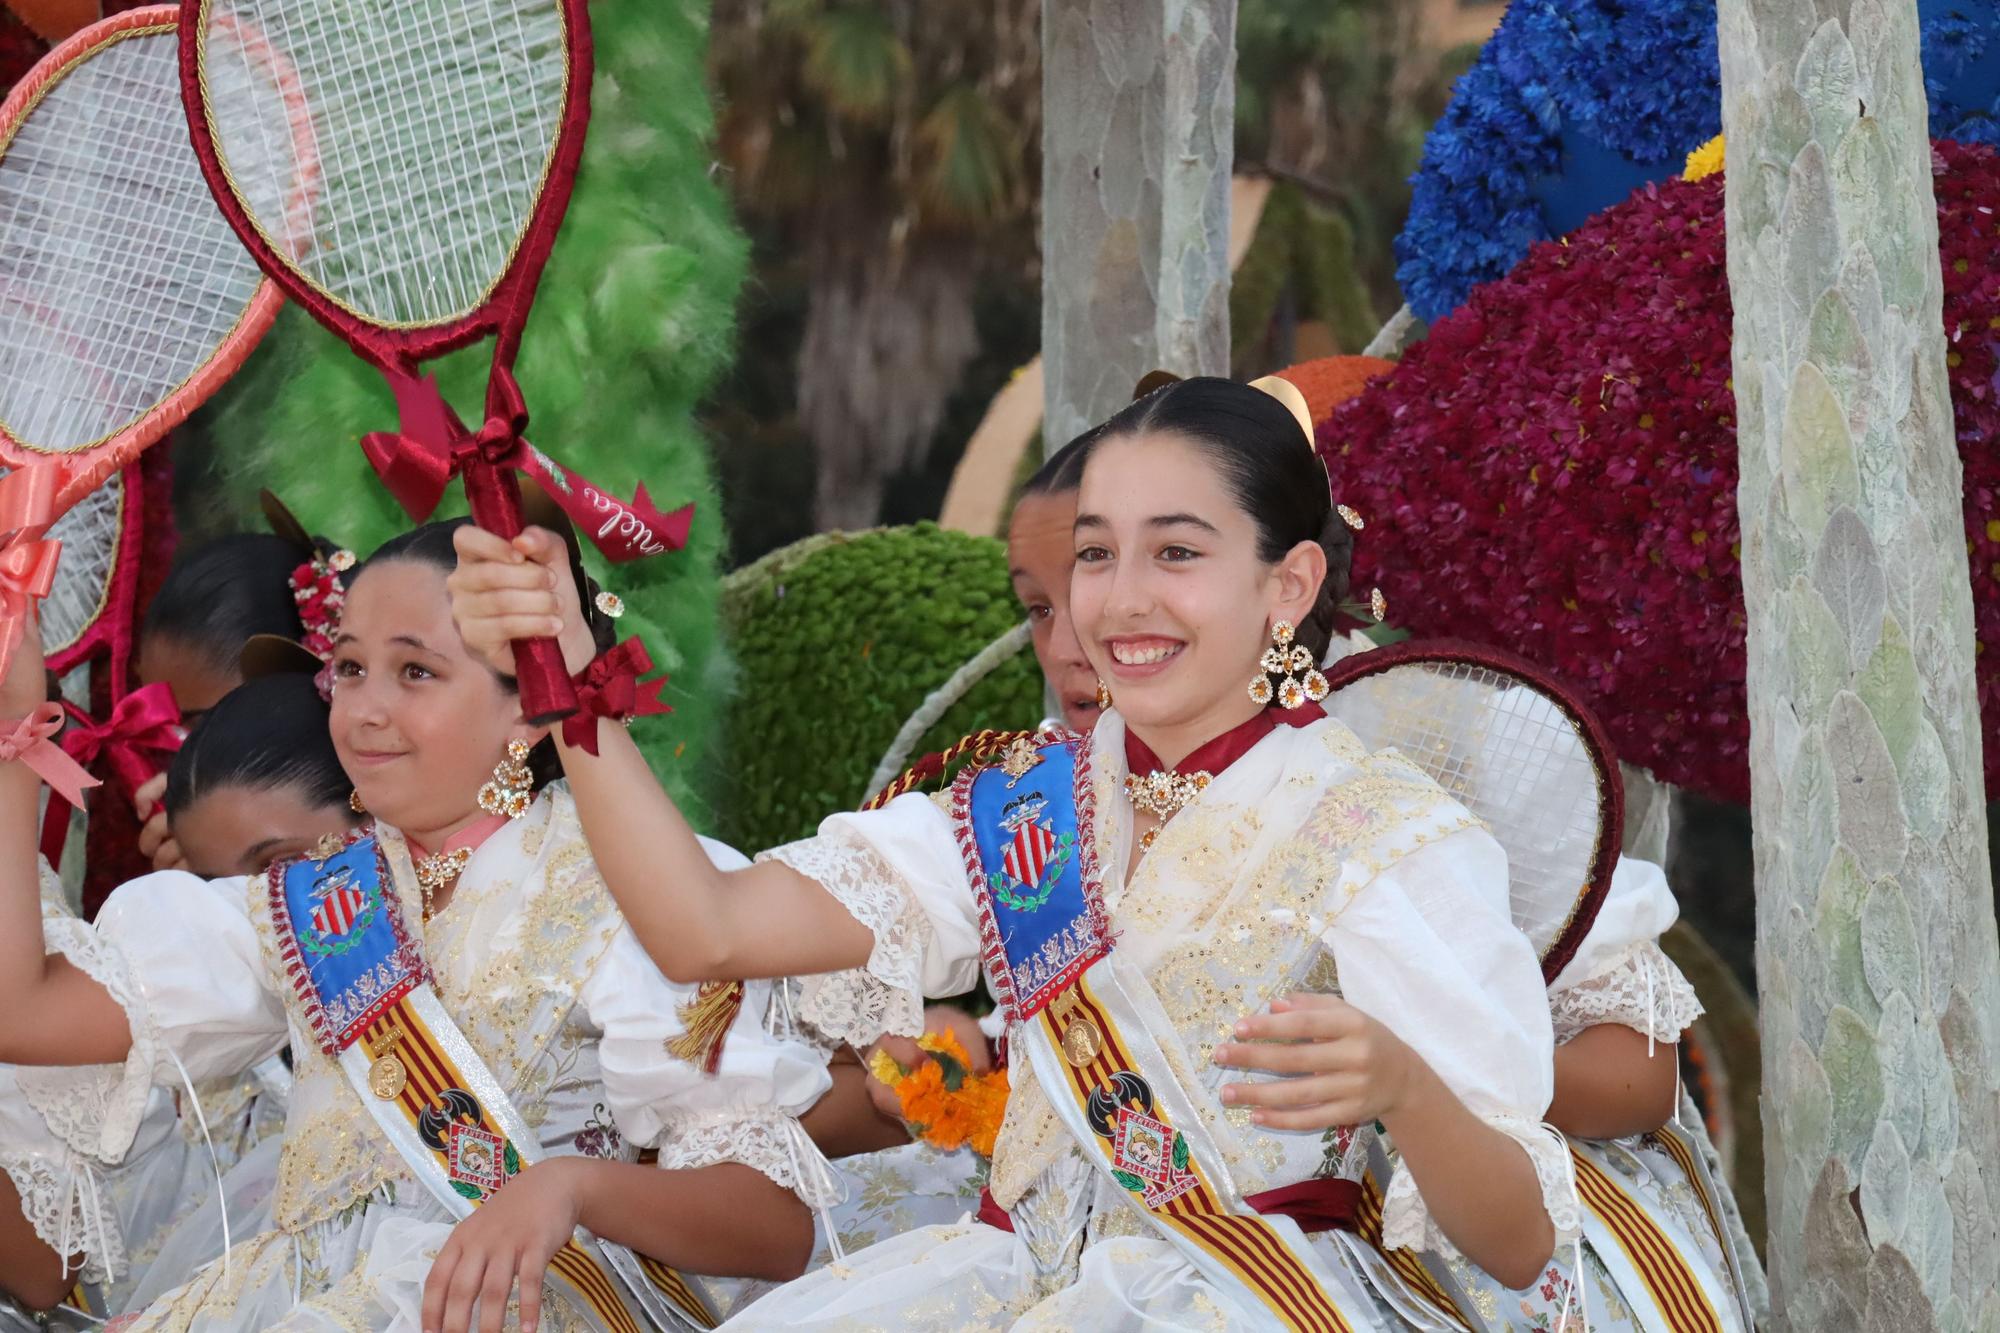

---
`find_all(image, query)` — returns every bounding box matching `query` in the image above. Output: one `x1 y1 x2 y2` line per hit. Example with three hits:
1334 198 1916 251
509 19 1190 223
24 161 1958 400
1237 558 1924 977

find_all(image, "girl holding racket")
0 522 842 1333
449 377 1573 1330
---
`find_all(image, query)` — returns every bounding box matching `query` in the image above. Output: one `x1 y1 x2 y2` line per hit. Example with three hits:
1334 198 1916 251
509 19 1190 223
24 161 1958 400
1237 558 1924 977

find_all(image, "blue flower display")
1396 0 2000 323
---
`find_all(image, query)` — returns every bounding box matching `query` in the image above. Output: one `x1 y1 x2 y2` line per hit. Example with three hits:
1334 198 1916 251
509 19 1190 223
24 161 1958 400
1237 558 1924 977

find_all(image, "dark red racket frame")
177 0 596 722
1320 637 1626 983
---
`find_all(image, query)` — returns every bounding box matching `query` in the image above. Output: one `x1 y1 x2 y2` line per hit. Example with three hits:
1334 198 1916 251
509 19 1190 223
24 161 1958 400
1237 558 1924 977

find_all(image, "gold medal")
368 1053 407 1100
1060 1017 1104 1067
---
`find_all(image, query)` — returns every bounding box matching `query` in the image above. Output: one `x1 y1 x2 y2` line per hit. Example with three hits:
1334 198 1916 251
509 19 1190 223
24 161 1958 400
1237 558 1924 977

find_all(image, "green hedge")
715 523 1041 852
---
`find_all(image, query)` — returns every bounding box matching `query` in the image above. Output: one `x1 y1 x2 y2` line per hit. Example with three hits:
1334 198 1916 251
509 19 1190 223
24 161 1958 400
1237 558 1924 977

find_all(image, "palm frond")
801 7 912 124
914 83 1022 226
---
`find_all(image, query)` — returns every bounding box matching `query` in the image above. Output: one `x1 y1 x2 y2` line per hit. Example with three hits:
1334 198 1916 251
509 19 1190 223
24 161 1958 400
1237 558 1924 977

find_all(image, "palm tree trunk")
1718 1 2000 1325
1039 0 1235 451
800 226 981 532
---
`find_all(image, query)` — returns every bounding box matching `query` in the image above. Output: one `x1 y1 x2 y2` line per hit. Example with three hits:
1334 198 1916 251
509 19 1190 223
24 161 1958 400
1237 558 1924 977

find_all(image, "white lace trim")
654 1109 846 1211
0 1150 121 1286
1551 941 1704 1046
1382 1113 1581 1257
16 917 164 1166
758 834 929 1047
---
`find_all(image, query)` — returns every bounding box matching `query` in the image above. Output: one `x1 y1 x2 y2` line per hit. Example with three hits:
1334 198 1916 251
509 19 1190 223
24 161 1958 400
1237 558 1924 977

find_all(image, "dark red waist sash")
977 1176 1361 1235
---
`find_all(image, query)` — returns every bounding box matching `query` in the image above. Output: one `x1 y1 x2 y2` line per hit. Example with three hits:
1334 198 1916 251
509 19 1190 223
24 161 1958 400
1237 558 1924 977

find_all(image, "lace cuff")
758 834 930 1047
1551 940 1704 1046
1381 1114 1581 1258
16 915 166 1165
654 1109 846 1211
0 1150 123 1285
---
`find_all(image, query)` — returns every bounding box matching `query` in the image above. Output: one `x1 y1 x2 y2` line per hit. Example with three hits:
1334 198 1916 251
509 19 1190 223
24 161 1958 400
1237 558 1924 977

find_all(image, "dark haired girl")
451 376 1573 1329
0 519 839 1332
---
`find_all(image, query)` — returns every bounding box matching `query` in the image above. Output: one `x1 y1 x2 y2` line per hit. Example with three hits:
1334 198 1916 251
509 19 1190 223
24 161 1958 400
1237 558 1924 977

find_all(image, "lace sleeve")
15 914 166 1166
0 1149 124 1286
1381 1113 1581 1257
1550 940 1704 1046
654 1109 845 1211
758 834 933 1047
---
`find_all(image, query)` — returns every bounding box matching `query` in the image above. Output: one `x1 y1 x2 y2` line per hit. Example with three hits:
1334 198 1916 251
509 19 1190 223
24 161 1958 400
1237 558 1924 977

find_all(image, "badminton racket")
181 0 691 723
1321 637 1623 981
0 5 284 682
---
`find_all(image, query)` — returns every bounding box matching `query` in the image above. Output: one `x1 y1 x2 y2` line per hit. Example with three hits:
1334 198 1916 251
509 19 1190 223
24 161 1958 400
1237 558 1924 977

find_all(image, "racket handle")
463 459 579 725
511 634 581 727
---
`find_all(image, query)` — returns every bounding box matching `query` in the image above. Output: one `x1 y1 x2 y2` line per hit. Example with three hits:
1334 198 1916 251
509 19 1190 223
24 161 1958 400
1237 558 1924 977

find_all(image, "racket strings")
0 35 262 450
204 0 564 326
1327 662 1605 955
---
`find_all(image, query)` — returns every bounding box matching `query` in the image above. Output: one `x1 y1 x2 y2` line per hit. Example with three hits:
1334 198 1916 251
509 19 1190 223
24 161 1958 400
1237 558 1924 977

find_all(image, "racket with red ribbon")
180 0 691 722
1321 637 1624 982
0 6 285 684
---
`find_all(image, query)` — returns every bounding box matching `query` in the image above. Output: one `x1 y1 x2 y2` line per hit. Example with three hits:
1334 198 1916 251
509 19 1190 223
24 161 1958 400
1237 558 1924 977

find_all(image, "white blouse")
766 711 1578 1259
14 787 835 1328
1549 856 1705 1046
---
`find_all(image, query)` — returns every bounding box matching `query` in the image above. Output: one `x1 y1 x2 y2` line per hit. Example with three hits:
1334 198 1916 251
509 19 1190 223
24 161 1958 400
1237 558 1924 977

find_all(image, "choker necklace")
1124 769 1213 850
413 848 472 920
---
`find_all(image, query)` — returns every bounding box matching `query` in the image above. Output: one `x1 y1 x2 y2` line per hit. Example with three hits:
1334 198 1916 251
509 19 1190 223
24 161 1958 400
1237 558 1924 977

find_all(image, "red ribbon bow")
561 639 672 756
0 703 99 811
60 683 185 795
360 367 695 564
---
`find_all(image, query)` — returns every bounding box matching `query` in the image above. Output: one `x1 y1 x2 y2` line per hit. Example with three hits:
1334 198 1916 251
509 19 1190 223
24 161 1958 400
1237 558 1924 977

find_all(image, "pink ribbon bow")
0 463 68 686
1 703 100 810
360 367 695 564
561 639 672 756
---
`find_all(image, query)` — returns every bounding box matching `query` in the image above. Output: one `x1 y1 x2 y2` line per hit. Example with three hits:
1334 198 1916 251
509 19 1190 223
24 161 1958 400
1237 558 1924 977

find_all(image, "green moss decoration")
177 0 746 827
716 523 1041 852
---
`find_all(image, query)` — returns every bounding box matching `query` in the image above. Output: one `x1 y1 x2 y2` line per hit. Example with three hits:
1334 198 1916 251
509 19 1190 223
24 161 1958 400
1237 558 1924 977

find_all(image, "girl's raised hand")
446 525 597 678
1213 993 1420 1131
0 613 46 720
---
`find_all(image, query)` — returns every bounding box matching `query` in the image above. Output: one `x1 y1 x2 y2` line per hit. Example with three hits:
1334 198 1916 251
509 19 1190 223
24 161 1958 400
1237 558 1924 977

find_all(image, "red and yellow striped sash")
1040 977 1358 1333
1647 1128 1727 1262
1573 1147 1723 1333
359 999 713 1333
1352 1172 1472 1330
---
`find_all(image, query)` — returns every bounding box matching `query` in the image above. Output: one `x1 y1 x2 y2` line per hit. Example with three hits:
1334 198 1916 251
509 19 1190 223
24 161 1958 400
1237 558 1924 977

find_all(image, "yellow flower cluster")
1683 135 1725 182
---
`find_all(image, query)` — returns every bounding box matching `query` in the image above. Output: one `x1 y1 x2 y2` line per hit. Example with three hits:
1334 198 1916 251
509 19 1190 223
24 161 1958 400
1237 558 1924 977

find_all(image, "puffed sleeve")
1327 827 1581 1257
0 1065 130 1285
756 792 984 1047
584 836 841 1208
1546 856 1703 1046
19 871 288 1167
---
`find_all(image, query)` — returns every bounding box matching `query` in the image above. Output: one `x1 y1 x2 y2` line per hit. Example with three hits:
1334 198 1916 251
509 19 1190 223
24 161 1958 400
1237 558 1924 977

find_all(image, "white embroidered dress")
734 711 1577 1331
1448 856 1763 1331
2 866 285 1327
17 787 833 1332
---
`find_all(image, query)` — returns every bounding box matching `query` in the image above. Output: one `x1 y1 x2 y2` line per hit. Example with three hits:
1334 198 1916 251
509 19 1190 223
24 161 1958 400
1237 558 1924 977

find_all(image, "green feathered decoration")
715 524 1042 853
179 0 747 827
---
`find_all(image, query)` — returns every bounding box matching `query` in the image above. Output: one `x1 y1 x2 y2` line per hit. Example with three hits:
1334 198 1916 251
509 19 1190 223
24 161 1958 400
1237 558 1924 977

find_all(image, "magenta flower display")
1324 138 2000 803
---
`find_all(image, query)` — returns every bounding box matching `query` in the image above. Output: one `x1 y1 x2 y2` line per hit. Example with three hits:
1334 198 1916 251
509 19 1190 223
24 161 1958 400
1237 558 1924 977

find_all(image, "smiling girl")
0 520 837 1333
451 377 1576 1330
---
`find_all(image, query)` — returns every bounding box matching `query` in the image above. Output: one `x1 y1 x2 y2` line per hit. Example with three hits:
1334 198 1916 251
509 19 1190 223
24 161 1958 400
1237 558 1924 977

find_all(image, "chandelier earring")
349 789 367 815
1250 620 1329 711
1095 679 1114 710
477 739 535 819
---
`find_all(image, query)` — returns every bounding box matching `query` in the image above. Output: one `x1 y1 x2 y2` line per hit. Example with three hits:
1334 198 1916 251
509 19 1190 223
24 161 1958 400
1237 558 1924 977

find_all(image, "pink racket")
180 0 691 723
0 6 285 682
1320 637 1624 981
